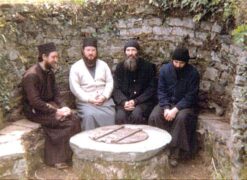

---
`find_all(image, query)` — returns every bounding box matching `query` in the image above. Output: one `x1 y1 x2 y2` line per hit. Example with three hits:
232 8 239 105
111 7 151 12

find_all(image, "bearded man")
112 39 157 124
69 37 115 130
148 47 200 167
22 42 81 169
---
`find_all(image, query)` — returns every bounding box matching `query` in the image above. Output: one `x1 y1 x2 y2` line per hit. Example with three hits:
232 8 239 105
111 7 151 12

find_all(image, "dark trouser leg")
169 108 197 153
44 115 81 165
115 106 129 124
129 105 144 124
149 106 198 154
148 105 167 129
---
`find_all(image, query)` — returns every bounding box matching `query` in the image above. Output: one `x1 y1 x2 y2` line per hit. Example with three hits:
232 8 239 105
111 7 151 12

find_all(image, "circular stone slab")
70 124 171 162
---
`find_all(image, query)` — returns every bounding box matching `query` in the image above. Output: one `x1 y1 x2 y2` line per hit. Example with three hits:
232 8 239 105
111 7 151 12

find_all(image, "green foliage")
0 55 22 114
232 24 247 48
149 0 236 22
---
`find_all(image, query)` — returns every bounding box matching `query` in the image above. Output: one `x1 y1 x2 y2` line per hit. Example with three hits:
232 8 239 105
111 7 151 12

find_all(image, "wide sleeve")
158 66 172 109
175 70 200 110
69 65 90 102
112 64 128 105
101 63 114 99
22 74 57 114
135 64 157 104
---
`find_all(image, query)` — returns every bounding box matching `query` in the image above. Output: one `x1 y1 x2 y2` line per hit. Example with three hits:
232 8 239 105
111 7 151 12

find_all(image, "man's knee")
176 109 193 121
115 108 128 124
148 105 162 125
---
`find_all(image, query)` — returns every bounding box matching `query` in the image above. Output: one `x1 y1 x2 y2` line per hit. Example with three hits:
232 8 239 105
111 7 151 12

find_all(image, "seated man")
22 42 81 169
69 37 115 130
149 47 200 167
113 39 157 124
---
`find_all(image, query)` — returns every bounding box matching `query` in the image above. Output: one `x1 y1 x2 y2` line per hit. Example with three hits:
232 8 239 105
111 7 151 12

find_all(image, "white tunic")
69 59 113 103
69 59 115 130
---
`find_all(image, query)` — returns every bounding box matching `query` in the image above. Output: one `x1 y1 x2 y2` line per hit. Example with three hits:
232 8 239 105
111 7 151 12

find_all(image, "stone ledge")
197 113 231 179
198 113 230 145
0 119 44 179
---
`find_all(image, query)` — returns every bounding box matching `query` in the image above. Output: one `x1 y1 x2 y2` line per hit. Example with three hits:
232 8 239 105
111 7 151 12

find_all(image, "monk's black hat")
124 39 140 52
38 42 56 56
172 47 190 62
82 37 97 49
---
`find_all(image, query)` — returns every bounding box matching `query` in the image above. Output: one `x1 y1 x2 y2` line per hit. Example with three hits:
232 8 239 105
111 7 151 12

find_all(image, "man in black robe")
149 47 200 166
22 42 81 169
112 39 157 124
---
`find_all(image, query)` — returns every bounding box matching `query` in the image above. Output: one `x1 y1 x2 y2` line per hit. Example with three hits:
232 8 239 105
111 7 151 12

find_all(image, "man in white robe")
69 37 115 130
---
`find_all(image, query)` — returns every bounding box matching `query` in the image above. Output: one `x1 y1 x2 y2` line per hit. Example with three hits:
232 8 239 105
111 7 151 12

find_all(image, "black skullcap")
38 42 56 56
124 39 140 52
82 37 97 49
172 47 190 62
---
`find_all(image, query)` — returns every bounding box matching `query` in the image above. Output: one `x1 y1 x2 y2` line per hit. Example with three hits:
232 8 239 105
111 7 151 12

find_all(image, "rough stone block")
203 67 219 81
200 21 212 31
196 32 209 41
153 26 172 36
171 27 194 38
166 17 195 29
144 17 162 26
119 29 129 36
188 38 204 46
211 51 221 62
200 80 212 91
0 119 44 179
116 19 127 28
67 46 81 59
126 18 142 28
212 22 222 33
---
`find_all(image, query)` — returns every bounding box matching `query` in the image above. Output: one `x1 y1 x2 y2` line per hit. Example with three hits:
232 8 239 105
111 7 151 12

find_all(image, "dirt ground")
33 150 212 180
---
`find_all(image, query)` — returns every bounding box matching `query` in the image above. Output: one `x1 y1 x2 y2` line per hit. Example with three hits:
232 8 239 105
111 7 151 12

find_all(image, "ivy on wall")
232 24 247 49
149 0 236 22
0 55 23 115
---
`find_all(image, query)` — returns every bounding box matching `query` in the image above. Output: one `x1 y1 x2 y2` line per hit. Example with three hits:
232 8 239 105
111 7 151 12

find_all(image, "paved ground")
33 150 212 180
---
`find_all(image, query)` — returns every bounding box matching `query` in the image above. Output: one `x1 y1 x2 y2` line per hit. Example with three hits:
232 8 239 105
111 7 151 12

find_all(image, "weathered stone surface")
198 113 231 179
0 119 44 179
73 150 170 179
200 80 211 92
166 17 195 29
144 17 162 26
171 27 194 38
70 125 171 179
153 26 172 36
203 67 219 81
212 22 222 33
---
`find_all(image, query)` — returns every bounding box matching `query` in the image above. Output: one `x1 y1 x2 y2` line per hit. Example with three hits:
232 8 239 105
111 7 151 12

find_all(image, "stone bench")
197 113 231 178
0 119 44 179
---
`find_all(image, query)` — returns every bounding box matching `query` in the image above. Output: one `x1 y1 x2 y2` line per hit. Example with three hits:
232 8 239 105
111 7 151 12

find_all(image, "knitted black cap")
172 47 190 62
82 37 97 49
124 39 140 52
38 42 56 56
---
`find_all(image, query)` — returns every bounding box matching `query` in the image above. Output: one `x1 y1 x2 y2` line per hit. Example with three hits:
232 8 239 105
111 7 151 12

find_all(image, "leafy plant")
232 24 247 48
149 0 236 22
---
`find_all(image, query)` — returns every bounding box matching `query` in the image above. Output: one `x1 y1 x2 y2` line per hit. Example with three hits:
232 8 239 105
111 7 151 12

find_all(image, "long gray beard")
124 57 137 72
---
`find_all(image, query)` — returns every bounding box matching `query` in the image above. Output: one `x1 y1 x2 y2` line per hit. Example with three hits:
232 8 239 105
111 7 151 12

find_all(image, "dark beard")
124 56 137 72
44 61 57 71
83 55 97 68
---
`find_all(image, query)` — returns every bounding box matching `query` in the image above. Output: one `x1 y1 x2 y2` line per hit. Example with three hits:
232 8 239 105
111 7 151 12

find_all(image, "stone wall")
0 1 238 122
230 53 247 180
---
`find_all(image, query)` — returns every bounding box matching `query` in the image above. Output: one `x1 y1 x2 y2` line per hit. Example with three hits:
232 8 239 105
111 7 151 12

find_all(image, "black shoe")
169 148 180 167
